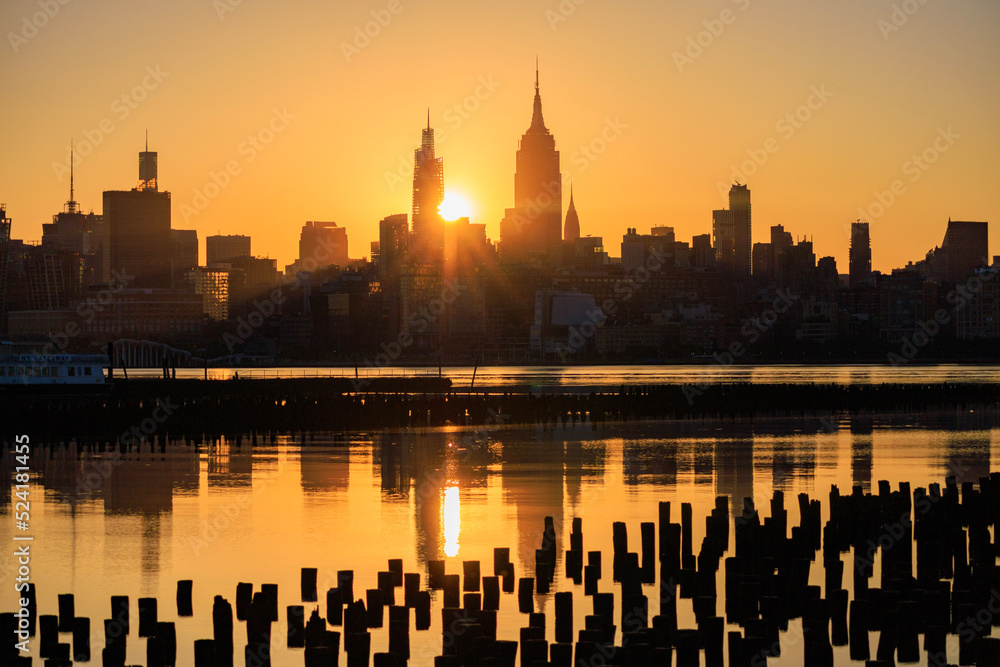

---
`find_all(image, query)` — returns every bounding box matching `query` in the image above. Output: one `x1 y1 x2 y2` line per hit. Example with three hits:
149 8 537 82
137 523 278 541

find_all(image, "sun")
438 191 473 221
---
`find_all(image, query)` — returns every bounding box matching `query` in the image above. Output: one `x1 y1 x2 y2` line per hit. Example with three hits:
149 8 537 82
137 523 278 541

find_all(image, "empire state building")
499 66 562 264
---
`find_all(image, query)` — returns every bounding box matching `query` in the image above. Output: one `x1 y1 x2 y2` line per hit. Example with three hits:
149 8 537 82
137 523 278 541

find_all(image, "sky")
1 0 998 273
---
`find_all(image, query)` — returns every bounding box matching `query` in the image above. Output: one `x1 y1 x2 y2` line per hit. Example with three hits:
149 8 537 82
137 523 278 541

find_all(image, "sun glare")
439 192 473 221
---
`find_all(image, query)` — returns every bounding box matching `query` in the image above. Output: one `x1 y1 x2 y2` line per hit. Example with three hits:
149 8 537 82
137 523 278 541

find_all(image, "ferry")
0 348 109 392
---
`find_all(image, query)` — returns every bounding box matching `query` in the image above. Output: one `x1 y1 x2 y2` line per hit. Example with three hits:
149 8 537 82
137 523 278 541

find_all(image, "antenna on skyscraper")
535 56 539 92
145 129 148 152
427 108 430 130
67 139 78 214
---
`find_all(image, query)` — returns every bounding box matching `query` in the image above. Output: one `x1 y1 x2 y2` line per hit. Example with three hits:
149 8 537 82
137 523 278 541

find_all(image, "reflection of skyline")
208 441 252 489
500 432 566 585
850 414 874 492
623 438 679 487
715 438 754 520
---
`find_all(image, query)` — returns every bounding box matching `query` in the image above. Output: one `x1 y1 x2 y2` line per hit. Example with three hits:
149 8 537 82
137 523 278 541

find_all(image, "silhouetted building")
878 268 932 342
446 217 491 275
411 115 445 263
956 264 1000 339
730 184 752 278
849 222 872 288
690 234 714 268
82 289 203 345
206 234 251 265
299 221 348 269
621 228 672 272
771 224 792 248
500 66 562 264
563 185 580 242
105 146 172 289
930 219 988 283
21 246 80 310
752 242 772 282
229 255 278 295
568 237 608 267
42 168 107 292
189 266 233 321
172 229 199 282
712 209 734 269
378 214 409 282
0 205 10 333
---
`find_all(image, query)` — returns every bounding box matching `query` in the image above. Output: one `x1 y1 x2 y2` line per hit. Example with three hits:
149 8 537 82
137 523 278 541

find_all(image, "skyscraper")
42 150 106 291
207 234 252 265
298 221 348 269
378 214 409 283
563 184 580 242
104 144 172 288
931 219 988 283
411 113 444 263
712 184 751 278
500 64 562 264
729 183 751 278
849 221 872 288
712 209 734 268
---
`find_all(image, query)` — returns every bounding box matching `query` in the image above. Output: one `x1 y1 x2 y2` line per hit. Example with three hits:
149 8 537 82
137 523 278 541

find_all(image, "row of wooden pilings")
4 472 1000 666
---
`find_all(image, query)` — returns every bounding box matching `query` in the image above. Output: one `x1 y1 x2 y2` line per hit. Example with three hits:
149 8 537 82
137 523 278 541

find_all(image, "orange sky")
1 0 998 273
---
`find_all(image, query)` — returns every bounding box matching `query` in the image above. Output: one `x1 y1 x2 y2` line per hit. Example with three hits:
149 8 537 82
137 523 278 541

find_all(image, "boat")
0 348 109 394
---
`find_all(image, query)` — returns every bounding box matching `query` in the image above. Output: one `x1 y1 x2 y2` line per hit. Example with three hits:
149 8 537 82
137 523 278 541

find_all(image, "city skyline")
1 0 998 274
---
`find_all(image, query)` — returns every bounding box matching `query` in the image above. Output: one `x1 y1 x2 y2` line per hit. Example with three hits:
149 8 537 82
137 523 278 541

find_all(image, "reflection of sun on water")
442 485 461 557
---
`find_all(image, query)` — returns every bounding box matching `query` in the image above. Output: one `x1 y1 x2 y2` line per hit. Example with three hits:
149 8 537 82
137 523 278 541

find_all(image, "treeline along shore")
1 378 999 447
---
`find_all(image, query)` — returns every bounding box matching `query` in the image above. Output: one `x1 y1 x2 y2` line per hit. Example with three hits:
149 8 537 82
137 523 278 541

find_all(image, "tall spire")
529 58 546 132
66 139 78 214
427 108 430 130
564 181 580 241
145 129 148 152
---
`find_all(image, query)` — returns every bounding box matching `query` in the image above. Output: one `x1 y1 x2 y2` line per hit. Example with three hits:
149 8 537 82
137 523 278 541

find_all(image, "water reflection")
2 417 995 666
442 486 460 557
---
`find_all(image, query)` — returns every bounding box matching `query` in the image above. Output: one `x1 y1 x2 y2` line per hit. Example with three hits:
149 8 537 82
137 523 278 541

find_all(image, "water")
1 415 997 665
128 363 1000 391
